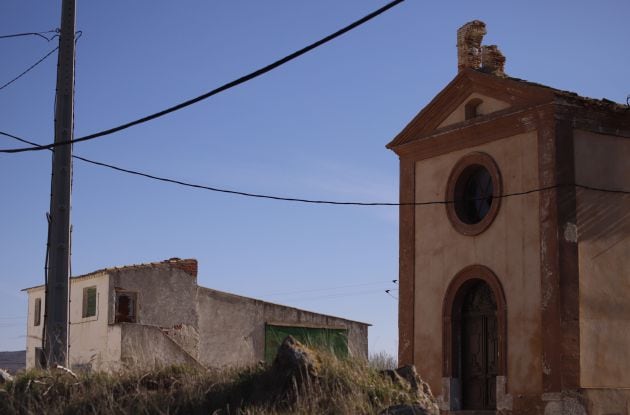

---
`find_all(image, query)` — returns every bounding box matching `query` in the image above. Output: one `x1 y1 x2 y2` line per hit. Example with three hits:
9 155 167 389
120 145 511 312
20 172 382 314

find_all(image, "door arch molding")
442 265 507 380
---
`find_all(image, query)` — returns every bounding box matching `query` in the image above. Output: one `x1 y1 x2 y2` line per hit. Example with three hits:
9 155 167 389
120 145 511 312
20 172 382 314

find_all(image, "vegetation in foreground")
0 348 427 414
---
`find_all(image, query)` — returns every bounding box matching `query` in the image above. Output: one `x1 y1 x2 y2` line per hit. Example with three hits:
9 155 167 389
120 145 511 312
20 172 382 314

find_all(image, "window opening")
34 298 41 326
115 291 137 323
465 98 483 120
445 152 502 236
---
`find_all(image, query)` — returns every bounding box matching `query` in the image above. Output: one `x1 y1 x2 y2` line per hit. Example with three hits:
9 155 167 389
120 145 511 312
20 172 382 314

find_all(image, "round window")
446 152 502 235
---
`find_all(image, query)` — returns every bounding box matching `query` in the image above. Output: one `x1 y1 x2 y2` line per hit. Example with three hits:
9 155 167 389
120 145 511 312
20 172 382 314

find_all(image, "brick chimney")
457 20 486 72
457 21 507 77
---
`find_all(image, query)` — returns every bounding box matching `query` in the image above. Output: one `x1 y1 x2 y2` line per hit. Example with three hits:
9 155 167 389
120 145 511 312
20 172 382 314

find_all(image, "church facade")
387 21 630 414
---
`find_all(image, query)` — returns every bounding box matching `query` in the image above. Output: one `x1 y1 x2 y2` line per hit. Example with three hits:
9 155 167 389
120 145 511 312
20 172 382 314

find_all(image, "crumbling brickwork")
457 21 507 77
457 20 486 72
481 45 506 77
166 258 198 277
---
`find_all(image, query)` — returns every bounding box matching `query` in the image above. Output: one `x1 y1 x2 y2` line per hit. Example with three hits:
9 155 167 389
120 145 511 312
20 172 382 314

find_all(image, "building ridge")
22 257 197 292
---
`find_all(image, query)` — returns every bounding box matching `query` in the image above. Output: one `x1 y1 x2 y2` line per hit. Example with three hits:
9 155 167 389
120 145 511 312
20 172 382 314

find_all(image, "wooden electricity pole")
45 0 76 367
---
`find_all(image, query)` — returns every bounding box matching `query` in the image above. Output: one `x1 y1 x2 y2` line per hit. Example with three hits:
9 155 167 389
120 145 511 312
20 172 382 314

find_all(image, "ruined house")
387 20 630 414
23 258 368 371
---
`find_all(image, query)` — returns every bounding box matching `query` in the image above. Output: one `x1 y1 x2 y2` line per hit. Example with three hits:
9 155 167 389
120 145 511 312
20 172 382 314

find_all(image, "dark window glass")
455 166 494 224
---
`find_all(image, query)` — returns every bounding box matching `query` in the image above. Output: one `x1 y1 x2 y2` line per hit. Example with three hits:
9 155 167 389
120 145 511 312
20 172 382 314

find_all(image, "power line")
286 288 392 302
263 281 396 297
0 29 59 42
2 131 629 205
0 47 58 91
0 0 404 154
385 289 398 300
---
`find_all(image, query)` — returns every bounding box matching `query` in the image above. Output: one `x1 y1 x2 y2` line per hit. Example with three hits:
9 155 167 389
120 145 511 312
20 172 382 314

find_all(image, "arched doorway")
442 265 507 411
460 280 498 409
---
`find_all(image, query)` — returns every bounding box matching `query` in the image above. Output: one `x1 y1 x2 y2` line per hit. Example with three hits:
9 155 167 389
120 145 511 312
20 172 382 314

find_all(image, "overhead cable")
263 281 396 297
0 29 59 42
385 289 398 300
2 131 628 206
0 1 404 154
0 47 59 91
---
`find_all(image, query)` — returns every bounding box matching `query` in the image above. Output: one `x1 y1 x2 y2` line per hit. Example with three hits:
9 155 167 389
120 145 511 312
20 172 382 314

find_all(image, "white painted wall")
24 273 120 371
25 286 45 369
67 273 114 370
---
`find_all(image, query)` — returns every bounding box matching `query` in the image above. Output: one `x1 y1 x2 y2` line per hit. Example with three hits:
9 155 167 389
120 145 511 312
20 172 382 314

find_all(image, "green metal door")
264 324 349 362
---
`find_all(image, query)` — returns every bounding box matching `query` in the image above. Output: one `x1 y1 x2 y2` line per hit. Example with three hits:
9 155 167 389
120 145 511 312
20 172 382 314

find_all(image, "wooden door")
461 282 497 409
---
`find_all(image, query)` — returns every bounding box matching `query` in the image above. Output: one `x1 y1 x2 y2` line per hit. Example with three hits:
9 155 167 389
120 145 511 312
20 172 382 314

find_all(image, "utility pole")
45 0 76 367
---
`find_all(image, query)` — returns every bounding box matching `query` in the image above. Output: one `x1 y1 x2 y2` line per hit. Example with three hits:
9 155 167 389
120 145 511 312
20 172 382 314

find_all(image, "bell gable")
386 69 555 151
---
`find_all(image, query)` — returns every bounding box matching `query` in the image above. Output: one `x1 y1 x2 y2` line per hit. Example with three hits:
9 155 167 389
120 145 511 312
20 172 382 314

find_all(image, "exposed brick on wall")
165 258 198 278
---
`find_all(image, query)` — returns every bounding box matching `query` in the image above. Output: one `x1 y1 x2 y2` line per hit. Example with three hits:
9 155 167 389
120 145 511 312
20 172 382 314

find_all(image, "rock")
379 404 431 415
380 365 439 415
395 365 433 397
271 336 320 383
381 368 406 388
0 368 13 384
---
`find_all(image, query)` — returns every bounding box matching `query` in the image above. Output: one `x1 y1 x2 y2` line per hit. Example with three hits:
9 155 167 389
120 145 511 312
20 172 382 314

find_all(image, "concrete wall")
109 265 200 359
25 261 368 372
438 92 510 128
574 130 630 389
196 287 369 368
119 323 203 369
413 131 542 401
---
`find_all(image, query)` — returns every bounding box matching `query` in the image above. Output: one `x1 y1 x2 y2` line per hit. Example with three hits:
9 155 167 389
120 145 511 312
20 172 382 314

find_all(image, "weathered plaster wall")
67 273 111 370
413 131 542 400
574 130 630 388
109 265 200 359
119 323 203 369
438 92 510 128
196 287 369 368
102 324 122 372
25 286 45 369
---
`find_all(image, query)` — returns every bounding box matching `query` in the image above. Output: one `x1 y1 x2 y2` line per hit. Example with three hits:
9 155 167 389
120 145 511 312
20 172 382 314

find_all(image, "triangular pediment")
387 69 556 150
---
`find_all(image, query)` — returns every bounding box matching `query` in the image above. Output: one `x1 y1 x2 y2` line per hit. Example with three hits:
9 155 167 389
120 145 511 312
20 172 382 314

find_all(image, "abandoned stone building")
387 21 630 415
23 258 368 372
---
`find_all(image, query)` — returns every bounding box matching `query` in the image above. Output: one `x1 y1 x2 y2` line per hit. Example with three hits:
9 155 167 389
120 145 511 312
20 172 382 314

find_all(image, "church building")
387 21 630 414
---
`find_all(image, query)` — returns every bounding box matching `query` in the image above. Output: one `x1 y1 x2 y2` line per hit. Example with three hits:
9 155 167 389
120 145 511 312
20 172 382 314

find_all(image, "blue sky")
1 1 629 357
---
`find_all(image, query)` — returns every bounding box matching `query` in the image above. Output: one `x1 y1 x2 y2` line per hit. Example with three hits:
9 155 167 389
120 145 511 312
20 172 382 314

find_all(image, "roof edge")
197 286 371 327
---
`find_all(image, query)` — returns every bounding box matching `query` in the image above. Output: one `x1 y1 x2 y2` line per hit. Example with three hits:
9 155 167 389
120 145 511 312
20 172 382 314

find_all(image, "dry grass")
0 353 420 415
368 352 398 372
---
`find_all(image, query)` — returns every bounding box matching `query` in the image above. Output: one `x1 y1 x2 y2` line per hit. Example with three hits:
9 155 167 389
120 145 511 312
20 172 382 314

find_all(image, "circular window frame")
445 152 502 236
